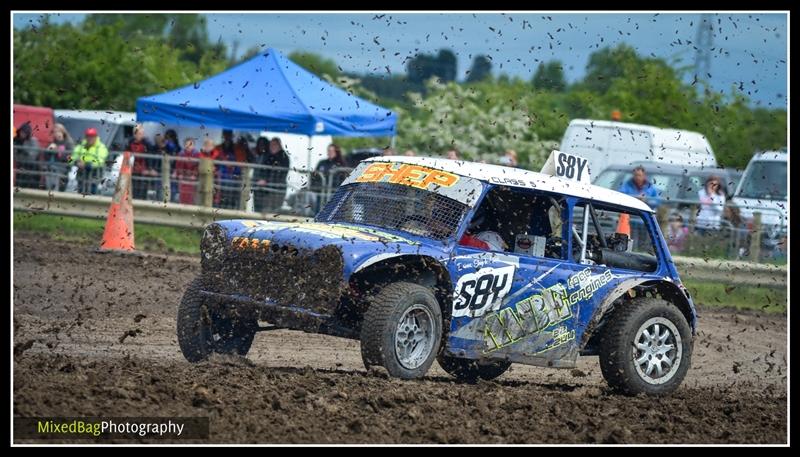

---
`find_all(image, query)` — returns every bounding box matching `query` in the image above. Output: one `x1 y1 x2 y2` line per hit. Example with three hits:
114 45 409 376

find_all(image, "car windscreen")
593 169 625 189
316 182 470 241
57 118 117 148
612 171 683 201
737 161 787 200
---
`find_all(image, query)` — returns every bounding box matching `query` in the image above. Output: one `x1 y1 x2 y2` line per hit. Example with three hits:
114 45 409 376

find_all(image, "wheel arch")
580 278 697 354
348 254 454 319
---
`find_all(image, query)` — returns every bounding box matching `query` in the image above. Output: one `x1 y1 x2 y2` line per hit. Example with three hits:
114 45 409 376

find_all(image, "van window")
736 161 787 201
571 203 658 272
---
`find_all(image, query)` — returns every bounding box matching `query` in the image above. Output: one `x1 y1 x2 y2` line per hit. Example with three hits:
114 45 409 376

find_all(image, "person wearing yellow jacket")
69 128 109 194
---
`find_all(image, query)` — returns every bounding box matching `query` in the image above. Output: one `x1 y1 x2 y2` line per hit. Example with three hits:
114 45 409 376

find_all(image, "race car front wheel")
177 277 257 363
437 354 511 382
598 297 692 396
360 282 443 379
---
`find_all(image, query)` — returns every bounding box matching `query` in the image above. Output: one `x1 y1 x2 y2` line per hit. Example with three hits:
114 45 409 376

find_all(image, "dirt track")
13 234 788 444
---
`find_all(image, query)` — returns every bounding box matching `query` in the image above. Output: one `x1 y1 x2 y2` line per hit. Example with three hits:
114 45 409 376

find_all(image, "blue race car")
178 152 696 395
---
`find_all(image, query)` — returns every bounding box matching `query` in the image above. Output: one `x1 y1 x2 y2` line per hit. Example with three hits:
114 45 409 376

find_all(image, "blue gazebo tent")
136 48 397 138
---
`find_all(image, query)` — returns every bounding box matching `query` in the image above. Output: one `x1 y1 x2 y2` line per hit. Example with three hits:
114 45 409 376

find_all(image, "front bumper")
198 290 359 338
201 225 347 316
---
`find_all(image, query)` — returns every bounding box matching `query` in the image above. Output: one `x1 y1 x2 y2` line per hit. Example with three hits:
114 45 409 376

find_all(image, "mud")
13 234 788 444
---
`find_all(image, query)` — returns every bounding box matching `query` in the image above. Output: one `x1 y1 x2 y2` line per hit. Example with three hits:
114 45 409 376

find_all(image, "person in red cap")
69 127 109 194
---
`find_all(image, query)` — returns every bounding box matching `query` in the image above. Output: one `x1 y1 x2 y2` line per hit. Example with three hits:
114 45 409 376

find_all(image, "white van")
559 119 718 179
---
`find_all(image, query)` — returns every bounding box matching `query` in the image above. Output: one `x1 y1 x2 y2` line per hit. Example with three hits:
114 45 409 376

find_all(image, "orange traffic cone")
616 213 631 236
99 151 135 252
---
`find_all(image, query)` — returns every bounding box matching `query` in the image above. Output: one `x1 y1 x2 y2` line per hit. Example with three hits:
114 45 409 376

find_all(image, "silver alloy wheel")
633 317 683 385
394 304 435 370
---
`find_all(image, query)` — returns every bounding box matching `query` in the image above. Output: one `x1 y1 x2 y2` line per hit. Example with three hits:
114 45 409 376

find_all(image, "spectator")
43 123 74 191
666 213 690 253
165 129 182 200
498 149 518 167
306 143 347 213
252 137 271 212
128 124 155 200
13 122 41 189
696 175 726 235
199 138 220 160
404 149 416 157
446 148 459 160
382 147 396 156
174 138 200 205
617 165 661 209
258 137 291 212
234 136 253 163
217 129 236 158
164 129 181 155
316 143 346 178
214 136 241 209
69 128 109 194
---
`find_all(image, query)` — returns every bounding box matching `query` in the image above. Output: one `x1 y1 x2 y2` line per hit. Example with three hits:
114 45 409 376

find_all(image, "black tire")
437 354 511 382
177 277 257 363
360 282 443 379
599 297 693 396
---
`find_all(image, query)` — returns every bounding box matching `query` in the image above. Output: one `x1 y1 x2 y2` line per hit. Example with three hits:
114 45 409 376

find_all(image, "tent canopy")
136 48 397 137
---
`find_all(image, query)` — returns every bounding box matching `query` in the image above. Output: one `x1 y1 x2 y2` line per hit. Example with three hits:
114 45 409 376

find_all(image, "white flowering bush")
397 79 549 167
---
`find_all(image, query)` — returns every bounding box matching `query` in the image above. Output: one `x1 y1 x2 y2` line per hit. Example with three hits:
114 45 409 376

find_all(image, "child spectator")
666 213 689 253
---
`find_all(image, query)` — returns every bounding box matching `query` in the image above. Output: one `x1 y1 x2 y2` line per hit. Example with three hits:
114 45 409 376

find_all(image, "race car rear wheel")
360 282 443 379
598 297 692 396
177 277 257 363
437 354 511 382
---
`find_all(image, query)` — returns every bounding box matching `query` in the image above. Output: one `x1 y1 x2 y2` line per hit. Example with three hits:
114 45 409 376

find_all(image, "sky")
12 12 788 108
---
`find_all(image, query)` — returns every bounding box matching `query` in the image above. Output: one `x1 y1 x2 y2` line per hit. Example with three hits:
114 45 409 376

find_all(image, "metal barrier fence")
651 198 786 264
12 146 353 216
13 145 786 263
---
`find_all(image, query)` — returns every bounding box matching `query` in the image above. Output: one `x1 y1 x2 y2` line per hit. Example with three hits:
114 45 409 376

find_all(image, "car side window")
571 201 659 272
461 186 567 260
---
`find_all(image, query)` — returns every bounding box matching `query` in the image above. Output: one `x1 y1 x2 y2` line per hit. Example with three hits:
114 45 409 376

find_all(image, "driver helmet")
475 231 508 252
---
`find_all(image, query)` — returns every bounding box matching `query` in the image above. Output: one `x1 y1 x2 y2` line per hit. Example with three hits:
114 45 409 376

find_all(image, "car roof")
54 110 137 125
750 150 787 162
367 156 654 213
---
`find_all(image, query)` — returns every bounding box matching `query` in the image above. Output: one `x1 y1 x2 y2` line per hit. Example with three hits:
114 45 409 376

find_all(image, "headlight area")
200 223 229 272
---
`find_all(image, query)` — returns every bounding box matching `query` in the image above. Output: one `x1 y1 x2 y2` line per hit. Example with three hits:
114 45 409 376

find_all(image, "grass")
13 211 202 255
683 279 787 314
15 212 786 314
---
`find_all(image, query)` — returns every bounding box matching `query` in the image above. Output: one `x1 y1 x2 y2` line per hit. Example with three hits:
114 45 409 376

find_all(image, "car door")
445 187 583 368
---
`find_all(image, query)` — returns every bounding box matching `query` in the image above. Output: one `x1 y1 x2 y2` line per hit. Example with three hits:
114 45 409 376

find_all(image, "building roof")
366 156 654 213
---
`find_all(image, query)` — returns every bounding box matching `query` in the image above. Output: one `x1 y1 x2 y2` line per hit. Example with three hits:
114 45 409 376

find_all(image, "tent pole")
307 135 313 174
390 136 396 150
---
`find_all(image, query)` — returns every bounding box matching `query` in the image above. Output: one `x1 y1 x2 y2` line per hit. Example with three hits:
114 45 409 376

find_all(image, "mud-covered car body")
198 155 696 371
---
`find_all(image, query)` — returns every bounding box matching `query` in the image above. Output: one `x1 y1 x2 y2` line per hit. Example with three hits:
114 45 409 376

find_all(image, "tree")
532 61 566 92
288 51 340 79
406 49 458 84
13 21 226 111
582 44 641 93
466 55 492 83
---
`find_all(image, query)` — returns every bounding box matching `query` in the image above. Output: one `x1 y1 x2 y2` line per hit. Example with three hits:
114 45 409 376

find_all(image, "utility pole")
695 14 714 80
